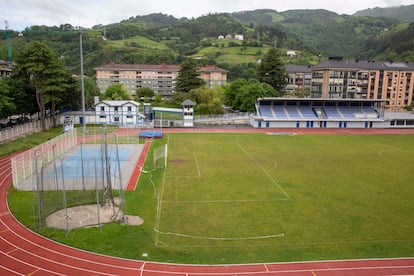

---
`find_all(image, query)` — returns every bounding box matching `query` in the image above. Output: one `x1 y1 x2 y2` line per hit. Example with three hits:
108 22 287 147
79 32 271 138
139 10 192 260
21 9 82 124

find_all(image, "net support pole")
34 150 42 229
61 158 69 237
94 159 102 232
114 134 125 220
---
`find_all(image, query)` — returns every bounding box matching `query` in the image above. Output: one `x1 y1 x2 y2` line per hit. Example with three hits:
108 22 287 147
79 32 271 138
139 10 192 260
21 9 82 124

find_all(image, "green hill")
354 5 414 22
231 9 399 58
1 7 414 78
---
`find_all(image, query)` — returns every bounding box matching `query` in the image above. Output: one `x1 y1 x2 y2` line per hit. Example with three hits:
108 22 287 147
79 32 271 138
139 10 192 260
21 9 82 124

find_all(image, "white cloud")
2 0 414 30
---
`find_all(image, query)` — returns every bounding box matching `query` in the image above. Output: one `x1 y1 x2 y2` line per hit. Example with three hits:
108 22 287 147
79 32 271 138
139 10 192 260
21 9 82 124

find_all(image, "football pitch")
139 133 414 262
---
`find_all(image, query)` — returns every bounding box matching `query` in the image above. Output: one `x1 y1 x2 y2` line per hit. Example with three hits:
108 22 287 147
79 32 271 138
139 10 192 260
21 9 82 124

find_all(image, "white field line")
137 264 414 275
163 199 292 203
267 160 278 172
154 136 170 247
377 150 387 160
193 151 201 177
155 238 414 249
236 142 292 200
155 138 286 244
154 231 284 241
165 151 201 178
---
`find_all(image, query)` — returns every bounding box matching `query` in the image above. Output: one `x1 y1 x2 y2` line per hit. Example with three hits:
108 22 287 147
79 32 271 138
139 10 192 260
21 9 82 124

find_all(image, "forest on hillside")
0 6 413 78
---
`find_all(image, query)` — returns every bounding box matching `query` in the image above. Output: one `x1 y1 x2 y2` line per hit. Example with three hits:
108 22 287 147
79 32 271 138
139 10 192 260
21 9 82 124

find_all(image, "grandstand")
252 98 388 128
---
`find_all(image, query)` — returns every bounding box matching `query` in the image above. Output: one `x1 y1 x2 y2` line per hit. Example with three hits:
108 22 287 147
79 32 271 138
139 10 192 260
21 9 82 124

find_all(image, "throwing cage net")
12 128 125 235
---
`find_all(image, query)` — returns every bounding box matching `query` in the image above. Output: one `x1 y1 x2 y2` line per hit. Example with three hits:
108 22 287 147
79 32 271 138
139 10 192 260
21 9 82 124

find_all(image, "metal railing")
0 118 54 144
194 113 252 124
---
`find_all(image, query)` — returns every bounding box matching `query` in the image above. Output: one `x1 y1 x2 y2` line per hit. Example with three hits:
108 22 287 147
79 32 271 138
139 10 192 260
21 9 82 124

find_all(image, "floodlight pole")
79 28 86 134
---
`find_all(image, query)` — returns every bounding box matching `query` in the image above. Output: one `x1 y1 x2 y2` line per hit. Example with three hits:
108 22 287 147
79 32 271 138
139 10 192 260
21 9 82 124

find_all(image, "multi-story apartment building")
94 62 227 97
285 65 312 97
197 64 228 88
95 63 180 97
311 57 414 111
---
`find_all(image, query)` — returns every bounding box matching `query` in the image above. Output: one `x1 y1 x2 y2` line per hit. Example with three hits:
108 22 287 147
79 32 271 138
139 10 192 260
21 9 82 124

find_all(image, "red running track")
1 127 414 275
125 139 152 191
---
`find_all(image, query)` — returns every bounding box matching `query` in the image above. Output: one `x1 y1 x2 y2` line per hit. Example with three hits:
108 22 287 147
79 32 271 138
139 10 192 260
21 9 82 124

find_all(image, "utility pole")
5 21 13 61
79 27 86 134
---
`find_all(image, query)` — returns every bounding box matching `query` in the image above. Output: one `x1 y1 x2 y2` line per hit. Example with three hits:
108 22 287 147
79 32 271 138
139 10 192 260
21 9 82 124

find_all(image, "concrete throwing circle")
45 200 144 231
46 204 121 230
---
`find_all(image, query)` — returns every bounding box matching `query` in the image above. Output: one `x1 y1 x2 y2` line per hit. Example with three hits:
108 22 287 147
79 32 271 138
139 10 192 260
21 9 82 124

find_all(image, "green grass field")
8 133 414 264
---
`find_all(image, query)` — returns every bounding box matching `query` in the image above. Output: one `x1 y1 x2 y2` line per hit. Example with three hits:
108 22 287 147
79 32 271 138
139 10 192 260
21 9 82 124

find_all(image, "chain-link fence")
11 129 78 189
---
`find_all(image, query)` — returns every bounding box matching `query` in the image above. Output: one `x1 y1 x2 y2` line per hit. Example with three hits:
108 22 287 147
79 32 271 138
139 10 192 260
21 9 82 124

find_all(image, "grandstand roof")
257 97 386 103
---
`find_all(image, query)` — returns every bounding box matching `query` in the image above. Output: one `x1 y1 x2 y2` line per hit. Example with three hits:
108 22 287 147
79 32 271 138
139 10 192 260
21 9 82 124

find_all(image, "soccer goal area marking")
153 136 290 247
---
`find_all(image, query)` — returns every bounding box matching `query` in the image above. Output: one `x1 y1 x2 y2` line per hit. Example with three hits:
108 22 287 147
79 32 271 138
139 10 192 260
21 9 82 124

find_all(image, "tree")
7 73 38 117
11 41 72 130
0 78 15 118
82 77 101 108
192 86 224 115
174 59 205 94
224 78 249 109
103 83 132 100
42 59 72 127
257 48 287 94
135 87 154 100
224 78 278 112
55 76 99 112
236 82 278 112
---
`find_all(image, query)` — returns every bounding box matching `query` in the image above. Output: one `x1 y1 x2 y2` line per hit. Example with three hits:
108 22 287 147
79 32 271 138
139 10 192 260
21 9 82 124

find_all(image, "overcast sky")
2 0 414 31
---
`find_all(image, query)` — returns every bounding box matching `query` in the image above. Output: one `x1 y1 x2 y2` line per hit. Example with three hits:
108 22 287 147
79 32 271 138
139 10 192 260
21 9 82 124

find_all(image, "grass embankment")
0 127 63 157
